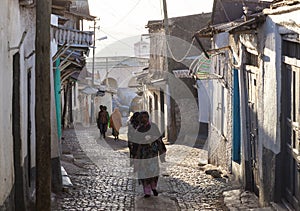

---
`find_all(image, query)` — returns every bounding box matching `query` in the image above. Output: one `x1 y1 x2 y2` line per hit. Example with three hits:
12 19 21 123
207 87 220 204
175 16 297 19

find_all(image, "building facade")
197 0 300 209
77 56 149 126
144 13 212 144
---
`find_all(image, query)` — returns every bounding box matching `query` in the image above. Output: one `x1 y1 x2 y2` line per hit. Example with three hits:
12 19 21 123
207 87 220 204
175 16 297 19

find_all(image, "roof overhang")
193 13 266 61
52 0 95 20
52 43 90 83
53 43 89 71
66 10 96 21
195 13 266 38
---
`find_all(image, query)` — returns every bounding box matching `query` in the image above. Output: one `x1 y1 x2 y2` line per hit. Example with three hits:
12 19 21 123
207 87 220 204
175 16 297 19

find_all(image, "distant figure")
109 107 122 141
130 111 167 198
97 105 109 139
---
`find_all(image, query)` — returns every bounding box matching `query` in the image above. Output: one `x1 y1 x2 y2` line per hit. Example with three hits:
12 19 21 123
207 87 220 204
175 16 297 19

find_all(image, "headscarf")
110 107 122 131
130 112 140 129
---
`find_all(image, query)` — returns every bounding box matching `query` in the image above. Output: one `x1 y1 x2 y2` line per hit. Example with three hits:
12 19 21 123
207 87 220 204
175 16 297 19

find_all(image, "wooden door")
246 65 260 195
281 39 300 211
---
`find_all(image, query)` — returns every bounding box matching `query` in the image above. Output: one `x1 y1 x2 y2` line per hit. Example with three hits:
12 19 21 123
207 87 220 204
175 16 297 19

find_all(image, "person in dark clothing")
97 105 109 139
103 106 110 129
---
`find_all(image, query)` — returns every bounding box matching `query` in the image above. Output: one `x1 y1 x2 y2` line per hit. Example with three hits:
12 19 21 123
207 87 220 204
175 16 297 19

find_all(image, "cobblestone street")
51 124 243 210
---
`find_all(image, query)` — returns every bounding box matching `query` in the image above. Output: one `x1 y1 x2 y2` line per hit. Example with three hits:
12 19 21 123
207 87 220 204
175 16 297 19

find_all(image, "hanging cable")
109 0 142 27
166 36 197 63
218 0 231 22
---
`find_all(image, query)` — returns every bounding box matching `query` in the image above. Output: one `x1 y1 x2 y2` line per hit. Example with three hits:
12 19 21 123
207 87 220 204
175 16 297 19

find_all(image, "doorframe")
13 52 26 210
280 37 300 210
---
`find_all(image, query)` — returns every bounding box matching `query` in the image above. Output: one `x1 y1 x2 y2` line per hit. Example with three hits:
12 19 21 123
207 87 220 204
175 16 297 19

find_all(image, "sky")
86 0 214 57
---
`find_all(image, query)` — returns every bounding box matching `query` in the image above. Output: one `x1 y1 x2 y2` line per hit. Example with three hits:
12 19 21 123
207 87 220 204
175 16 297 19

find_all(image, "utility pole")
162 0 169 35
90 18 100 123
92 19 98 86
35 0 51 210
162 0 177 142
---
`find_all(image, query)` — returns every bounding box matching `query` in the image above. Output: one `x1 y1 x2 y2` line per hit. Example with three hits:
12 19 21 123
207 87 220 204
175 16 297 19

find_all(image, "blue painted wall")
232 68 241 163
54 59 62 139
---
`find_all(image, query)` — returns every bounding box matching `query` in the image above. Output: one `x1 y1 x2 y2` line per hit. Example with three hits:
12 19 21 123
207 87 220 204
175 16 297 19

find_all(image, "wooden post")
162 0 177 142
35 0 52 210
162 0 169 35
90 19 96 123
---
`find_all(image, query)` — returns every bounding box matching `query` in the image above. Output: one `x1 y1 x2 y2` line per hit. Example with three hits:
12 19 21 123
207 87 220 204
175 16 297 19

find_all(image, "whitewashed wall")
258 9 300 155
197 80 211 123
0 0 36 206
207 32 232 170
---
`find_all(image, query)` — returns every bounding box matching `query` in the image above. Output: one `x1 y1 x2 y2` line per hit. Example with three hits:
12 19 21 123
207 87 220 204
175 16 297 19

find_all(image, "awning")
173 69 192 78
195 12 266 38
53 44 90 70
132 67 150 85
52 43 91 84
80 86 106 96
80 86 98 95
188 52 214 80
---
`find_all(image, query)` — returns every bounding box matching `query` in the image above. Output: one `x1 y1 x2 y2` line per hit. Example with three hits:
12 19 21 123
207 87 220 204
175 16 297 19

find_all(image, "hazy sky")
86 0 214 57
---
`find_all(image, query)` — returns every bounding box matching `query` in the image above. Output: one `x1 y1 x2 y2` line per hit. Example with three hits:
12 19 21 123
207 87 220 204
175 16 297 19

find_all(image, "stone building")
142 13 212 144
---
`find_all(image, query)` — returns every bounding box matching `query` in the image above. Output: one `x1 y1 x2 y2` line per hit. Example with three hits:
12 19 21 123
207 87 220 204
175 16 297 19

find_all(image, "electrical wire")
109 0 142 27
217 0 231 22
99 29 137 50
166 37 197 63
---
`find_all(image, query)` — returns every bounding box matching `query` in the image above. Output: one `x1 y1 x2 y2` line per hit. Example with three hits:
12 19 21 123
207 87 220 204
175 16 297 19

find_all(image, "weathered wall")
0 0 36 208
207 32 233 171
256 9 300 206
259 6 300 156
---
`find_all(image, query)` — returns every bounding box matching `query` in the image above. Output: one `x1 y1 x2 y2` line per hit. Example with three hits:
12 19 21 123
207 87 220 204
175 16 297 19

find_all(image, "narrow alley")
3 1 300 211
51 123 265 211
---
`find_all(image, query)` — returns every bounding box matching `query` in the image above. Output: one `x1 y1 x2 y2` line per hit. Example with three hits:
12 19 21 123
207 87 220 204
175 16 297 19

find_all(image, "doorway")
12 52 26 210
281 38 300 210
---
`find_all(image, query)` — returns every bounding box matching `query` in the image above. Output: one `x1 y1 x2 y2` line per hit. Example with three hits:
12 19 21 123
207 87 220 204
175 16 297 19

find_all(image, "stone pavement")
51 124 275 211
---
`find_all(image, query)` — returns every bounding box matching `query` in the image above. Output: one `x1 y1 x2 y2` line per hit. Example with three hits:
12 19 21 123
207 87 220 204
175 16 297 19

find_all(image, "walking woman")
130 111 167 198
109 107 122 140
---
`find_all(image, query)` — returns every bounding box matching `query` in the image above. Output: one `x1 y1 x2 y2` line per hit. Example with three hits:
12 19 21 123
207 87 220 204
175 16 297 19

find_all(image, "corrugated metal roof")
271 0 300 8
196 12 266 37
